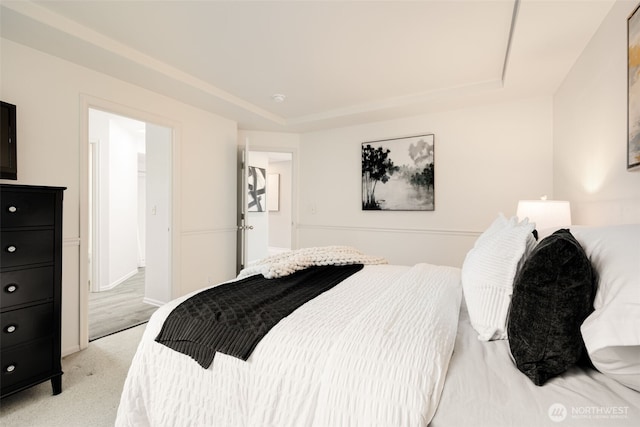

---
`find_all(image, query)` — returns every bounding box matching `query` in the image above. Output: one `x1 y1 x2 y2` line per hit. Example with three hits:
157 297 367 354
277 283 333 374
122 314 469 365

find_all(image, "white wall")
137 153 146 267
297 96 554 267
107 119 140 288
88 109 111 292
144 123 172 305
0 38 238 355
554 0 640 224
268 159 292 250
88 110 141 291
239 130 301 153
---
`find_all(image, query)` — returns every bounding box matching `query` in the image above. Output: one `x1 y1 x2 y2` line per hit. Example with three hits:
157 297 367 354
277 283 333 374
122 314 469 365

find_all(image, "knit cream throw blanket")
238 246 388 279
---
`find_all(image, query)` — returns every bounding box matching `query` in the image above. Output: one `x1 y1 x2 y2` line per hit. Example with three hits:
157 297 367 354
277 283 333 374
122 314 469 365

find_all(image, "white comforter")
431 302 640 426
116 264 462 426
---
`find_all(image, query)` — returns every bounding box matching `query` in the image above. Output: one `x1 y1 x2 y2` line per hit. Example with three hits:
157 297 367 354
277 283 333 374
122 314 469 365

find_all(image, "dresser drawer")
0 191 55 228
1 267 54 309
0 185 64 399
1 304 53 347
1 230 54 268
1 338 53 391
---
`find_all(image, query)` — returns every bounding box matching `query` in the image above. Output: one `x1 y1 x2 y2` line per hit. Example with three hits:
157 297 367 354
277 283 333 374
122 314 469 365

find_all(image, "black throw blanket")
155 264 363 368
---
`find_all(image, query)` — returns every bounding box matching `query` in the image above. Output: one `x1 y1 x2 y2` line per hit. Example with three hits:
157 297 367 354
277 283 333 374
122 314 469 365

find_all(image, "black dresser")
1 184 65 398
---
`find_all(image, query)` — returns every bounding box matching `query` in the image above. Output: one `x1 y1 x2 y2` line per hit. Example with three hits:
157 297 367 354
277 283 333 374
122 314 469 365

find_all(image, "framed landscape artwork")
628 4 640 170
362 134 435 211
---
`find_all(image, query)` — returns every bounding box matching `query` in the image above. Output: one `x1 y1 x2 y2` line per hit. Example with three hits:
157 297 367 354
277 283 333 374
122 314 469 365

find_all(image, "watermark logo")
548 403 567 422
548 403 629 422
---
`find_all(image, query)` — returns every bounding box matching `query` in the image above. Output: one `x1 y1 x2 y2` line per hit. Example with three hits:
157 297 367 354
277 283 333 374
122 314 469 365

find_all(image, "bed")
431 300 640 426
115 224 640 426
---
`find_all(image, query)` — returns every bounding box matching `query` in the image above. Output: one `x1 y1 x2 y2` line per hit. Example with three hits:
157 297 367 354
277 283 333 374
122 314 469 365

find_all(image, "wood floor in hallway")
89 268 158 341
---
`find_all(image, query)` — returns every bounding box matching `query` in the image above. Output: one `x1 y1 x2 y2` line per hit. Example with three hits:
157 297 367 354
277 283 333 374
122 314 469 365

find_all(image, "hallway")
89 268 157 341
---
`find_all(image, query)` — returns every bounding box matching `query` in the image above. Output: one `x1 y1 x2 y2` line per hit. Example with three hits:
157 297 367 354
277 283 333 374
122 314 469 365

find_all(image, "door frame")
237 142 248 274
79 94 182 349
88 138 101 293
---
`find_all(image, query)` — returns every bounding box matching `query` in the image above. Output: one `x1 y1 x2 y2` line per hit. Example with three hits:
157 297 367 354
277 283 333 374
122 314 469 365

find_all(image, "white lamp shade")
516 200 572 231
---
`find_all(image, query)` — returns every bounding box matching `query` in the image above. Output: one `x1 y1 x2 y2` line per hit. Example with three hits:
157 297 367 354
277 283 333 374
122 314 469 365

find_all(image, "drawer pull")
5 284 18 293
5 325 17 333
8 205 17 213
6 245 17 253
5 364 16 373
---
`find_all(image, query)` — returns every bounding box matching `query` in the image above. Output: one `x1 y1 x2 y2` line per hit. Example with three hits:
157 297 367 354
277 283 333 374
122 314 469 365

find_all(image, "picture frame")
628 3 640 170
248 166 267 212
362 134 434 211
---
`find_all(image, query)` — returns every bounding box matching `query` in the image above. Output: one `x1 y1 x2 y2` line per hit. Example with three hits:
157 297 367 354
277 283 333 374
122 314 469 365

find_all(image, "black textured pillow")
507 229 595 386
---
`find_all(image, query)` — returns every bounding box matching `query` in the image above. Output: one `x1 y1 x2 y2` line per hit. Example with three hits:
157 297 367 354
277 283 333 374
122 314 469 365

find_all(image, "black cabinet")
1 184 65 398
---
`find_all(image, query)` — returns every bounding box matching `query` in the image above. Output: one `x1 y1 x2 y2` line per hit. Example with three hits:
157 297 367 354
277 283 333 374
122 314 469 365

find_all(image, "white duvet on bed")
116 263 462 427
431 302 640 427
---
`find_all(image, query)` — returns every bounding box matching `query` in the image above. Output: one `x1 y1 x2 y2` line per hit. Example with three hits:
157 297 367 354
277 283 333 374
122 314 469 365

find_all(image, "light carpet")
0 324 145 427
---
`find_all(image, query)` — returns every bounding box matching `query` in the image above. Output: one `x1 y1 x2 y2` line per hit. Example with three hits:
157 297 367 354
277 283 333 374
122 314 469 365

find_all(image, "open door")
236 138 250 274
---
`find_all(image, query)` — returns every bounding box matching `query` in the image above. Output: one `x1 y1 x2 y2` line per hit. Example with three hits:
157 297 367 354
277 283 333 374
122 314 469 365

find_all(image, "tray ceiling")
0 1 616 131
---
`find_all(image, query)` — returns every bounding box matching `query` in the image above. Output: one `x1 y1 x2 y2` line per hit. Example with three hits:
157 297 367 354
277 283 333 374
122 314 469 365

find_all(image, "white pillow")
573 224 640 391
462 214 535 341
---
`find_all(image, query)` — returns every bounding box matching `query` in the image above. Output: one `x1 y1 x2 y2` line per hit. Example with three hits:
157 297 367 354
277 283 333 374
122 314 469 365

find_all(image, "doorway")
243 150 294 265
87 109 172 340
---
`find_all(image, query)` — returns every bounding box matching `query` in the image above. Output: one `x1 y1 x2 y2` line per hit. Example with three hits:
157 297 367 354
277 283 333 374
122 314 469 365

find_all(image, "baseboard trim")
142 297 166 307
102 269 138 292
62 344 81 357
